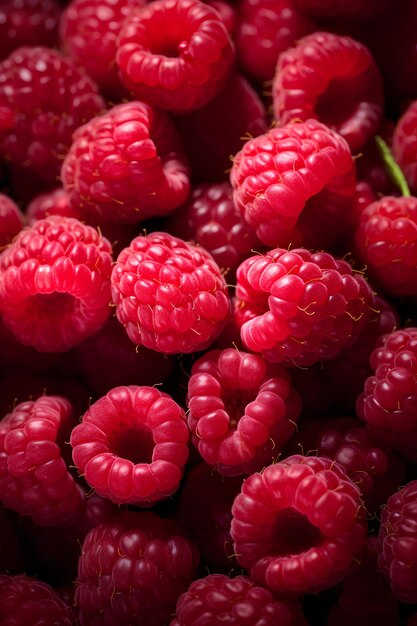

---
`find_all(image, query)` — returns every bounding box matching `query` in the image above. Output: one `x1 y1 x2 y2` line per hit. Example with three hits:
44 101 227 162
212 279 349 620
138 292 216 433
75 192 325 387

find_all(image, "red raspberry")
230 120 356 249
26 187 80 224
0 574 73 625
0 216 113 352
231 455 367 594
187 348 302 475
76 511 199 625
273 33 383 153
0 46 104 188
378 480 417 603
61 101 190 224
392 100 417 195
116 0 235 113
234 247 373 367
291 0 392 20
0 395 84 527
171 574 308 626
111 232 230 354
206 0 236 34
71 385 189 505
0 193 23 247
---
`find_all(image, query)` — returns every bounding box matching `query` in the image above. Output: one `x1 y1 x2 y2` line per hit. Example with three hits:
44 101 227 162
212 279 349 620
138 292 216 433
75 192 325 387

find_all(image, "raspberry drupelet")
116 0 235 113
231 455 367 595
234 247 373 367
0 216 113 352
0 193 23 246
71 385 190 506
26 187 80 225
61 101 190 224
187 348 302 475
230 119 356 249
392 100 417 195
111 231 231 354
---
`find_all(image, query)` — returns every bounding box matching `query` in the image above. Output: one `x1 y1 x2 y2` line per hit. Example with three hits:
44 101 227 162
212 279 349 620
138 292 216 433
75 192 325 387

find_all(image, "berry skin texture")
0 395 84 527
76 511 199 626
234 247 373 367
62 101 190 224
26 187 80 225
392 100 417 195
231 455 367 595
71 385 190 506
111 232 231 354
0 193 23 246
230 119 356 249
187 348 302 475
116 0 235 113
0 216 113 352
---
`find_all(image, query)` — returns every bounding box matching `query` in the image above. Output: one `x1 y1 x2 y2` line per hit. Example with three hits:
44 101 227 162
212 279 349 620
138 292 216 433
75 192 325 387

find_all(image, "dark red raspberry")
187 348 302 475
26 187 80 224
171 574 308 626
0 574 73 625
61 101 190 224
235 0 313 84
0 46 104 188
0 216 113 352
357 327 417 462
0 193 23 246
116 0 235 113
234 247 373 367
0 395 84 527
76 511 199 626
378 480 417 603
111 232 230 354
231 455 367 594
230 120 356 249
291 0 392 20
273 32 383 153
71 385 189 505
392 100 417 195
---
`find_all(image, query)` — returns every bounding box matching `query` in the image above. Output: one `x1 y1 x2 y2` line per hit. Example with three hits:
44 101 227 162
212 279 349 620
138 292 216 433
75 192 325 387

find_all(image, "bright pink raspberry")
231 455 367 595
76 511 199 626
392 100 417 195
230 119 356 249
187 348 302 475
0 216 112 352
116 0 235 113
0 193 23 246
26 187 80 224
0 395 84 527
111 232 230 354
71 385 190 505
291 0 392 20
171 574 308 626
61 101 190 224
0 46 104 188
234 247 373 367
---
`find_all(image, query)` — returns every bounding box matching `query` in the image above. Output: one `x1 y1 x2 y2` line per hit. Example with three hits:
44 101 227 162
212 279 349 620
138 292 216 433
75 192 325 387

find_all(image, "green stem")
375 135 411 197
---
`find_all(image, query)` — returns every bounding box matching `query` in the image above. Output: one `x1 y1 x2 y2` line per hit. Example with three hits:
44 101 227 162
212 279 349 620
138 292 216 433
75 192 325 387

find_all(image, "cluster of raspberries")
2 1 417 625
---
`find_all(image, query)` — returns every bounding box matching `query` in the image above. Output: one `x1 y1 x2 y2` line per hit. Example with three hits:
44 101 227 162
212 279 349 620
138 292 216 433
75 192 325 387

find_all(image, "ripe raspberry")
392 100 417 195
61 101 190 224
0 395 84 527
378 480 417 603
111 232 230 354
235 247 373 367
230 120 356 249
291 0 392 20
171 574 308 626
26 187 80 224
273 33 383 153
0 46 105 187
0 216 113 352
76 511 199 625
206 0 236 34
0 193 23 247
71 385 190 505
116 0 235 113
231 455 367 594
187 348 302 475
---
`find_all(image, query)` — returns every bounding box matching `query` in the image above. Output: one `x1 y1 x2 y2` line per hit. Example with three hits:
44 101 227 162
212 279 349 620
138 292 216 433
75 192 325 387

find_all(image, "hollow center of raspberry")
29 292 75 316
315 77 362 129
222 389 257 428
110 422 154 464
271 508 323 556
148 34 190 58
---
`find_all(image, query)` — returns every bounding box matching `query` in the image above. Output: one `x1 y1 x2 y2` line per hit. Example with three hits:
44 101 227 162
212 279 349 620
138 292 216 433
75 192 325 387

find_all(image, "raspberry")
230 120 356 249
0 46 105 188
357 327 417 462
171 574 308 626
378 480 417 603
0 395 84 527
291 0 392 20
111 232 230 354
231 455 367 594
187 348 302 475
26 187 80 224
272 33 383 153
76 511 199 625
234 247 373 367
61 101 190 224
0 216 113 352
206 0 236 34
392 100 417 195
0 193 23 247
116 0 235 113
0 574 73 625
71 385 190 505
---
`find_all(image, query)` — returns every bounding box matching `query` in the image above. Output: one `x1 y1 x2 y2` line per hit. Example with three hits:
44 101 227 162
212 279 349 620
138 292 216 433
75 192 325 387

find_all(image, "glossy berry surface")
392 99 417 195
0 193 23 246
